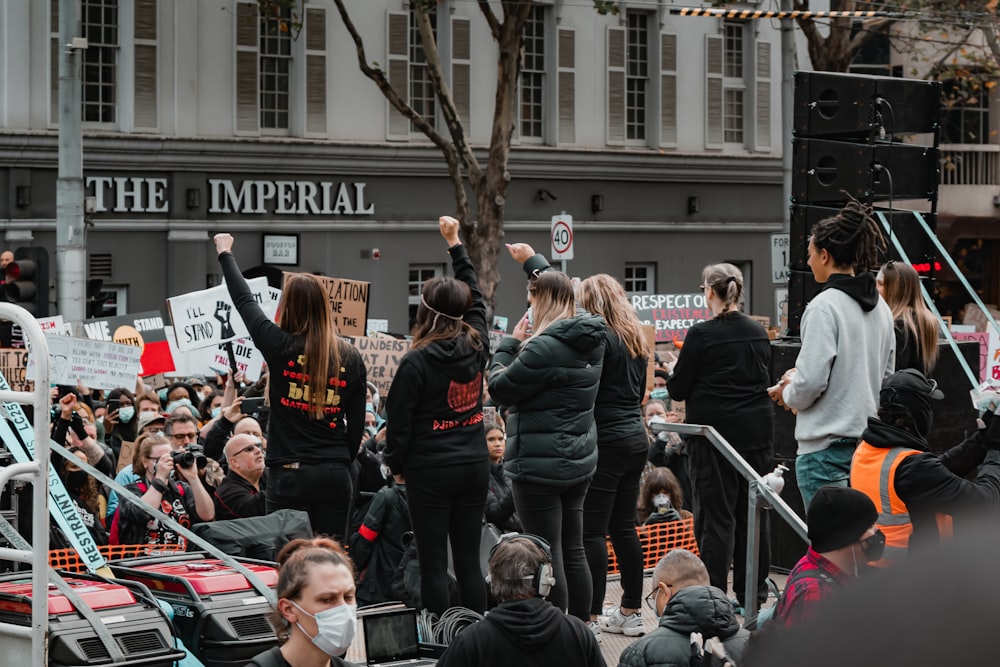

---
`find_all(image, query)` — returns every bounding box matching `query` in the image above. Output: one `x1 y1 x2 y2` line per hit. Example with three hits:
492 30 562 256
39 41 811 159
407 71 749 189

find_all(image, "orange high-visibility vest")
850 441 953 567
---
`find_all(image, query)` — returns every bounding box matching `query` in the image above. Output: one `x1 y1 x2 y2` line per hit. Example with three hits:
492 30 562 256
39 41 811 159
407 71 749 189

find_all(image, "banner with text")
166 277 270 351
631 293 712 342
348 336 411 397
34 334 143 390
285 273 369 336
0 348 32 392
81 310 174 376
954 331 990 382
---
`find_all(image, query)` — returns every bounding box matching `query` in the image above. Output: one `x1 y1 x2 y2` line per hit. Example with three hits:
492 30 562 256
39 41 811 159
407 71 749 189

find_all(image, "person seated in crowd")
112 434 215 547
213 434 266 521
198 390 224 426
773 486 882 628
51 391 116 480
618 549 748 667
850 368 1000 564
437 534 604 667
348 473 410 607
484 417 521 532
636 466 691 525
248 538 358 667
53 445 109 547
165 413 224 493
643 399 689 512
136 391 163 419
105 431 158 521
101 387 137 464
163 381 201 413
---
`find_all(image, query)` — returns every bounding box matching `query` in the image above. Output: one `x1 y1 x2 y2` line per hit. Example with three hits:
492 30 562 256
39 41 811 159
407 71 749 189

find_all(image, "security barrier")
606 518 699 575
49 544 184 573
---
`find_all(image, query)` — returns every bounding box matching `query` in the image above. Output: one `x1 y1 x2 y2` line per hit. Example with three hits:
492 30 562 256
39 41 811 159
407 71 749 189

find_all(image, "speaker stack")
788 71 942 336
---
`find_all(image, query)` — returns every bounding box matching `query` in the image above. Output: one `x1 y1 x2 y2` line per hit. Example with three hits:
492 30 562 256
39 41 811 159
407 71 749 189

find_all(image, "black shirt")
213 469 267 521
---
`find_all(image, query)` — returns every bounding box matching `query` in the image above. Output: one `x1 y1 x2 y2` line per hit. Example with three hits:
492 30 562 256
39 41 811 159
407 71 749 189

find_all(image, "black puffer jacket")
485 461 521 532
488 313 606 487
618 586 749 667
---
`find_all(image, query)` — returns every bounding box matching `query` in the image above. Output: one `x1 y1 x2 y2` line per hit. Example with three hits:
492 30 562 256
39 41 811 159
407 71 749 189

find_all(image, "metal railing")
0 303 51 667
939 143 1000 186
658 422 807 622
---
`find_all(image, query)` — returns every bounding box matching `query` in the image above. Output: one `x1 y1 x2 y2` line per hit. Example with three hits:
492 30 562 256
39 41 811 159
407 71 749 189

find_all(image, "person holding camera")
112 434 215 547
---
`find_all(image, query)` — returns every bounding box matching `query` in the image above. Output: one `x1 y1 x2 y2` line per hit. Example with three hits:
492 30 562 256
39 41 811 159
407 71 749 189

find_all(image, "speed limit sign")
551 214 574 260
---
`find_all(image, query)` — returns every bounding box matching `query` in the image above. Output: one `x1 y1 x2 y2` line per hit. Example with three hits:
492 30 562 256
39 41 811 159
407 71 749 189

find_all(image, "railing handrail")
0 303 51 667
939 143 1000 153
658 421 808 621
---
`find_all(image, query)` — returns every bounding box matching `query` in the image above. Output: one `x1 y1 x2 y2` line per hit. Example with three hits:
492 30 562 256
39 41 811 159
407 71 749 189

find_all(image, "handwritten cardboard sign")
80 310 174 376
0 348 32 392
166 277 269 351
348 336 411 397
631 293 713 343
953 331 990 382
39 334 143 390
285 273 369 337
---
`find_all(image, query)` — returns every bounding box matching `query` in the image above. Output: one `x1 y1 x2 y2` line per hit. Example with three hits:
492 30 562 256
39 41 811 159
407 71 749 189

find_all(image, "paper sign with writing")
0 348 32 392
631 293 713 343
206 338 265 382
80 310 174 376
348 336 412 397
366 319 389 336
40 334 143 390
166 277 269 351
284 273 369 337
989 330 1000 382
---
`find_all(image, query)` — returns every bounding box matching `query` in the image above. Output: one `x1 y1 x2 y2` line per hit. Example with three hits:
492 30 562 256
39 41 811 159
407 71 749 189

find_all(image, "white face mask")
653 493 672 507
291 601 356 656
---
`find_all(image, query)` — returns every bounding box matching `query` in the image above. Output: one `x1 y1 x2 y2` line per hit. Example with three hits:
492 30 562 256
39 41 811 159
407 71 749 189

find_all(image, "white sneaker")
599 608 645 637
587 620 603 645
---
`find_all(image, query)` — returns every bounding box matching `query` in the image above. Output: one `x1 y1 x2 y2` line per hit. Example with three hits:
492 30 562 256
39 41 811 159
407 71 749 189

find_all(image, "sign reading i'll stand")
0 369 108 575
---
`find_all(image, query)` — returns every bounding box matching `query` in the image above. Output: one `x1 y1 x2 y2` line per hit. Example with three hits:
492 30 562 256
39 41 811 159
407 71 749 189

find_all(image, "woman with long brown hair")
215 234 366 542
576 274 650 638
877 261 939 374
384 217 490 614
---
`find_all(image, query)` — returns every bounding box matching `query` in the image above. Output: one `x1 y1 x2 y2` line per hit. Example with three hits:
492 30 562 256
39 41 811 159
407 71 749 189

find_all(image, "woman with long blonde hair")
215 234 366 542
576 274 651 638
877 261 939 374
490 244 606 625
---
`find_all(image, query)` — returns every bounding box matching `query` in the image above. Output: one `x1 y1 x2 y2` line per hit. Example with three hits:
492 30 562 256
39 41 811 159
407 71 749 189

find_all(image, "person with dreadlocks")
768 197 896 509
384 216 490 615
849 369 1000 566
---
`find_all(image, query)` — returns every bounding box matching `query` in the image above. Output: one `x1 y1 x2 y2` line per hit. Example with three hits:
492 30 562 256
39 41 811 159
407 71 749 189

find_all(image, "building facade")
0 0 786 331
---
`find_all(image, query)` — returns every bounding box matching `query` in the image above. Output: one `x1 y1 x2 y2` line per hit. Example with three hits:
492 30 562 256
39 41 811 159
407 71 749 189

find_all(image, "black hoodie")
384 244 490 473
437 597 605 667
822 272 880 311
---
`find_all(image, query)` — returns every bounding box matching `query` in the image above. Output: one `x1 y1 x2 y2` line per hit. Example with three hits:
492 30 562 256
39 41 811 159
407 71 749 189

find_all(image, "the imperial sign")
84 177 376 216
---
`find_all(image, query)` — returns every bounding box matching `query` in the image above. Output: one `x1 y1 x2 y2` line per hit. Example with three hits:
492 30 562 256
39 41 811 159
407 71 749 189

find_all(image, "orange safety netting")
49 544 185 573
606 518 699 575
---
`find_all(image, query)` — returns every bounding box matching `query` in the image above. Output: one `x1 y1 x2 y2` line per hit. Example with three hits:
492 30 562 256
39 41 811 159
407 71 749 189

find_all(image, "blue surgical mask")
211 407 221 419
157 387 168 402
650 388 669 401
117 406 135 424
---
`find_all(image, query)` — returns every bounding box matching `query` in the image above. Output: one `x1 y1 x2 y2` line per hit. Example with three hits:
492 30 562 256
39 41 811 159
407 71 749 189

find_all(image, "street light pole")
781 0 795 234
57 0 87 322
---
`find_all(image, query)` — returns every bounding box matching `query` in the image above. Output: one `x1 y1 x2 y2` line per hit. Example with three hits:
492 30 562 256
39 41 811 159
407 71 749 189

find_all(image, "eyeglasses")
644 583 673 612
170 432 198 442
231 443 263 458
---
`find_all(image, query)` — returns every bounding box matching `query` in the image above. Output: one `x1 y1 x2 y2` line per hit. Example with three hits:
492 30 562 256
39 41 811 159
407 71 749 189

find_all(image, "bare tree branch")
477 0 502 41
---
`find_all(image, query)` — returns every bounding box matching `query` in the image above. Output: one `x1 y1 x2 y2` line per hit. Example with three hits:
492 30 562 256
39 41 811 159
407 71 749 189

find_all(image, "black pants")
687 437 772 606
582 447 647 615
406 461 489 615
513 478 591 621
266 461 353 543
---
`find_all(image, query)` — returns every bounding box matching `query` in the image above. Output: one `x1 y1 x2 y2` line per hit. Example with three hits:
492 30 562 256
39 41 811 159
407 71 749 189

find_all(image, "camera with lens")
171 444 207 470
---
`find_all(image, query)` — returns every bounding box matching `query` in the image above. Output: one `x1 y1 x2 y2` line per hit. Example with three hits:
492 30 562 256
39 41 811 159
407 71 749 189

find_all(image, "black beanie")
654 368 669 383
807 486 878 552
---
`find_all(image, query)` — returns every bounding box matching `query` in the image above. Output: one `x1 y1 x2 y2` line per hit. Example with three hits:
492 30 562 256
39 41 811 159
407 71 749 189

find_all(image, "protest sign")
954 331 990 382
166 277 269 351
631 293 713 343
81 310 174 376
493 316 509 333
489 330 504 356
207 338 265 382
40 334 143 390
285 273 369 336
366 319 389 336
348 336 411 397
0 348 32 391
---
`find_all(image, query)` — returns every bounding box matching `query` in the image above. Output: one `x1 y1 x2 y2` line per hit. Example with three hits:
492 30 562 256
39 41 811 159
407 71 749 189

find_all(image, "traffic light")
86 278 116 319
4 247 49 316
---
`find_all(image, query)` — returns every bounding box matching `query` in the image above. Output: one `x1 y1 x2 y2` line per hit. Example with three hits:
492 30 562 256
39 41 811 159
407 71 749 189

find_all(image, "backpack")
391 531 423 608
108 480 184 545
747 568 834 630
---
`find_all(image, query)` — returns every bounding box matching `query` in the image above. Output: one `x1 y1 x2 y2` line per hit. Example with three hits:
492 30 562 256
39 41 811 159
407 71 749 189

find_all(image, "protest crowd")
16 204 1000 667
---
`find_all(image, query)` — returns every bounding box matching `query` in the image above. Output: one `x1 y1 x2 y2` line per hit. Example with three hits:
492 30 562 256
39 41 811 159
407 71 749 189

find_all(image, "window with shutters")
520 6 545 141
409 10 437 133
408 264 445 330
133 0 158 130
82 0 119 124
260 6 292 130
305 7 327 135
626 12 649 141
722 21 744 145
558 27 576 145
625 263 655 295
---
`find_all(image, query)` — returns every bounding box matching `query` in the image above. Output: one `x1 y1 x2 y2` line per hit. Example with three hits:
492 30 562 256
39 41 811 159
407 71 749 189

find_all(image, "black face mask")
859 529 886 562
66 470 88 490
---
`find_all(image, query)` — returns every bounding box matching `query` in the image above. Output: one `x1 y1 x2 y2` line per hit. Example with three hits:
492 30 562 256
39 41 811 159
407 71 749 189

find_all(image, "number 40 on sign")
551 213 574 261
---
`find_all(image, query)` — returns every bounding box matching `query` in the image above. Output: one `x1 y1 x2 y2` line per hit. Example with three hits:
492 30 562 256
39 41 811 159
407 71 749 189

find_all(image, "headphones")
487 533 556 598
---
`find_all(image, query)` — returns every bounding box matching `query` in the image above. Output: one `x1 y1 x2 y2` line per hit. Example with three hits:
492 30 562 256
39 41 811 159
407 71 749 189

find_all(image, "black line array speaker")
794 71 941 139
791 139 939 204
